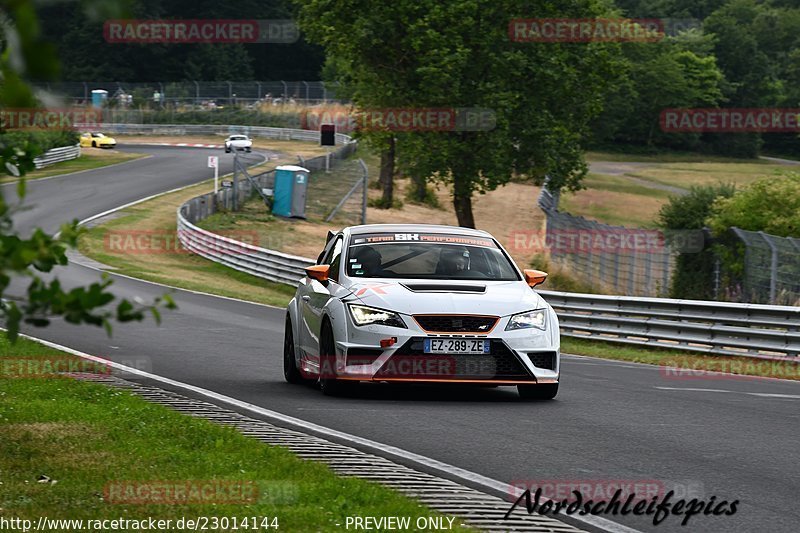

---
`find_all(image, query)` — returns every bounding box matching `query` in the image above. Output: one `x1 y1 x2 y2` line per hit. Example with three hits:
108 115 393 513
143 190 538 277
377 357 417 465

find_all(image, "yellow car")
80 132 117 149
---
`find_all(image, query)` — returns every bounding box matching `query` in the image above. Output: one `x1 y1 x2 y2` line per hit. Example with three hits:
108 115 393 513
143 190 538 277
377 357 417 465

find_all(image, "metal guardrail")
96 123 354 146
175 124 353 286
166 126 798 359
33 144 81 169
176 214 314 286
176 213 800 357
539 291 800 359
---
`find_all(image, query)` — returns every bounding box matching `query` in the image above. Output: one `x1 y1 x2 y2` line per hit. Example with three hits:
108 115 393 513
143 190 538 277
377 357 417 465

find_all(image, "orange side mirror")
306 265 330 282
523 269 548 288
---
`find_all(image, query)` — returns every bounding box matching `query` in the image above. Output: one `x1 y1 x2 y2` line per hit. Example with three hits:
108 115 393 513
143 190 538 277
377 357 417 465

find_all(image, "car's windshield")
346 233 519 280
229 135 247 140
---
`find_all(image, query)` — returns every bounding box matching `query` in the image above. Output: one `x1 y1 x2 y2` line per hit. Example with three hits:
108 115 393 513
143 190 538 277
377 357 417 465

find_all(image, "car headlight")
505 309 547 331
348 304 406 328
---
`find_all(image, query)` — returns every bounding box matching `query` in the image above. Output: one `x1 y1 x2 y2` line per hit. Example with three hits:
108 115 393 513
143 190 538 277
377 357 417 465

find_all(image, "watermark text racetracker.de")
103 229 276 256
505 479 738 526
509 18 699 42
661 357 800 381
300 107 496 133
660 108 800 132
508 228 705 255
104 19 298 44
0 108 102 130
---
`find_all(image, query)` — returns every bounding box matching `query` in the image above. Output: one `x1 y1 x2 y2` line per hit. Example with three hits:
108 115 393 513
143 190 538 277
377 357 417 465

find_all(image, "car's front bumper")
330 314 559 385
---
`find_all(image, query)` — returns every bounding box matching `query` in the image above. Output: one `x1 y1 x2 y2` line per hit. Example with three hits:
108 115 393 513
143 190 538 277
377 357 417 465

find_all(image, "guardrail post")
758 232 779 303
232 151 239 211
360 159 368 225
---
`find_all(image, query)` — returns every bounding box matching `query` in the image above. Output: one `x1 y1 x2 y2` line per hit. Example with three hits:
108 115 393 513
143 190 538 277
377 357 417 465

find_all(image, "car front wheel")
518 383 558 400
318 320 356 396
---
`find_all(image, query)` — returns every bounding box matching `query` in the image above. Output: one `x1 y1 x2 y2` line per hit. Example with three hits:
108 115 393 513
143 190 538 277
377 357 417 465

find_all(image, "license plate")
423 338 490 354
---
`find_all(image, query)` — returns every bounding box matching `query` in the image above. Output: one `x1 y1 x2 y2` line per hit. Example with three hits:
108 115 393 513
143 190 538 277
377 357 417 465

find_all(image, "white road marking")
656 387 733 393
656 386 800 400
747 393 800 399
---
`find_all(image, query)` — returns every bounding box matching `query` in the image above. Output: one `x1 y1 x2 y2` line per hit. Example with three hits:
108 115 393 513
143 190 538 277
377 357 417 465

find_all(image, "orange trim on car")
336 377 538 385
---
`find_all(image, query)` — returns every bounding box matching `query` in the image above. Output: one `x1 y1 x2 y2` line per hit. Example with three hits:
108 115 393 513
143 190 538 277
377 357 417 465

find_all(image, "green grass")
561 337 799 380
3 150 147 183
0 336 469 530
78 177 298 308
585 149 763 164
580 172 673 199
624 162 788 189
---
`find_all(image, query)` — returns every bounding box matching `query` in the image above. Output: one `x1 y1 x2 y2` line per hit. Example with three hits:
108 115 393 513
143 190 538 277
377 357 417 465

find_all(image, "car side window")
324 237 343 282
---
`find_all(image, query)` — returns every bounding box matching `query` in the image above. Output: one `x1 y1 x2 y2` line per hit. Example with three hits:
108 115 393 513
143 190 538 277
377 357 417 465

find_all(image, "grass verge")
78 178 296 308
559 173 672 227
562 337 799 380
0 336 469 530
3 150 147 183
73 144 794 381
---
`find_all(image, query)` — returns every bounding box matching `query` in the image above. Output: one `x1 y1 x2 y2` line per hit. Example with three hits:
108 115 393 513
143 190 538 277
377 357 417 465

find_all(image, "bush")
0 129 79 154
707 173 800 237
657 183 736 299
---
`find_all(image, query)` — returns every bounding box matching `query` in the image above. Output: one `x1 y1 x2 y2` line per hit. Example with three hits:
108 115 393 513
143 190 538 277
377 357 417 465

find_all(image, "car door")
297 235 342 360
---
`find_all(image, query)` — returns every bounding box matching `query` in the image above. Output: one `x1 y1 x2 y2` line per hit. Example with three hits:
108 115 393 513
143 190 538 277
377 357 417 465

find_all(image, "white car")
284 224 560 399
225 134 253 153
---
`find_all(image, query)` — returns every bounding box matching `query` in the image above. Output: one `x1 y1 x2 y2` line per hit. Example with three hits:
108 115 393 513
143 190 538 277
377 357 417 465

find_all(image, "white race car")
284 224 560 399
225 134 253 153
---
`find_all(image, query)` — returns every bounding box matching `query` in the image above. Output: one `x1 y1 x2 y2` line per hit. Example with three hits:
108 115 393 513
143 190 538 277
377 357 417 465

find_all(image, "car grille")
413 315 498 334
526 352 557 370
376 338 534 381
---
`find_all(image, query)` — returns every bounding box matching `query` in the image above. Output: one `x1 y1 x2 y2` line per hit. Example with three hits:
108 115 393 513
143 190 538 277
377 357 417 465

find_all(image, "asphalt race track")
8 145 800 533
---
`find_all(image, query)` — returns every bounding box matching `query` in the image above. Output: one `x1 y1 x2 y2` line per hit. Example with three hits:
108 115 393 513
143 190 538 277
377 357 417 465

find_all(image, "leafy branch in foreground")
0 0 176 341
0 178 177 341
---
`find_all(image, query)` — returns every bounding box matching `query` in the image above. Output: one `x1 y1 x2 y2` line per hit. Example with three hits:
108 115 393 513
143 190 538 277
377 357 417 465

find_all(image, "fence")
177 124 367 284
176 203 800 358
731 228 800 305
33 144 81 169
92 123 354 146
538 185 676 297
37 81 344 106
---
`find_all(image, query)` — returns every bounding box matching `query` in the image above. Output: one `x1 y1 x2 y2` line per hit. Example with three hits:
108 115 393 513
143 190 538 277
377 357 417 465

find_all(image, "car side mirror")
306 265 330 283
523 269 548 288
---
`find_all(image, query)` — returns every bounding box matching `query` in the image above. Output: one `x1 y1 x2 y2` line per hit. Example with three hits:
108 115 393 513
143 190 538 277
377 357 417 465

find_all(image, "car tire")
318 320 356 397
91 141 97 148
225 148 231 153
283 315 304 384
246 147 252 153
518 383 558 400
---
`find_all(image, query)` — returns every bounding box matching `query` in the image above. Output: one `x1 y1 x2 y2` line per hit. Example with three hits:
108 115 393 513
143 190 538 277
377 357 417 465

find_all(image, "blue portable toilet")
272 165 309 218
91 89 108 108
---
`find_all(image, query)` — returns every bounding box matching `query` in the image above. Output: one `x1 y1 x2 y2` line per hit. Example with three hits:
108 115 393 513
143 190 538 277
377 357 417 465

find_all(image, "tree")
707 173 800 237
298 0 621 227
0 0 175 340
657 183 735 298
296 1 433 209
592 30 724 150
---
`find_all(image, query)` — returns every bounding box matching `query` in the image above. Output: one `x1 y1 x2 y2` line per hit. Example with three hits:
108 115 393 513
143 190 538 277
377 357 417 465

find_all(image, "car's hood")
343 278 547 316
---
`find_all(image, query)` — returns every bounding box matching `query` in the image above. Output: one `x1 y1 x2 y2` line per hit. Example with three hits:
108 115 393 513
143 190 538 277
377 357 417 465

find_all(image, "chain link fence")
184 145 367 231
538 185 675 297
730 228 800 305
36 81 344 107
